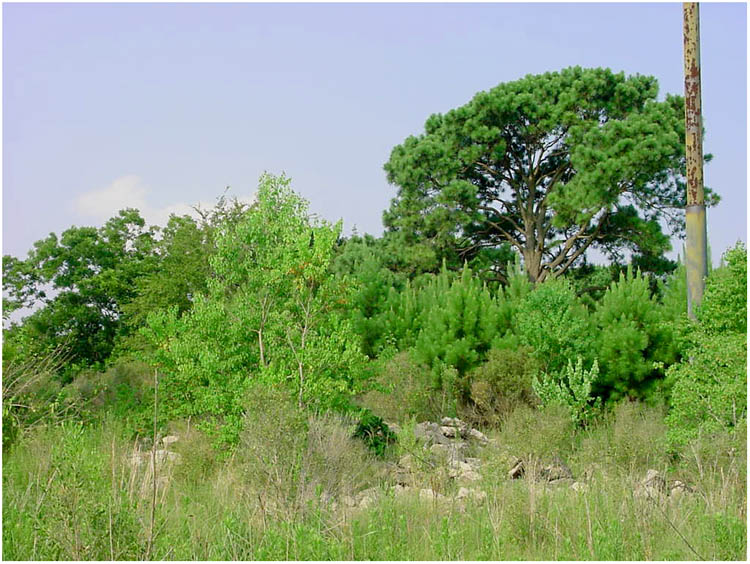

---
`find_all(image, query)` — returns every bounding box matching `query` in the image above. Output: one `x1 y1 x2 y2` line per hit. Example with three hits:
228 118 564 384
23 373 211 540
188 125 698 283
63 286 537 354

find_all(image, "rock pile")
634 469 695 502
127 435 183 470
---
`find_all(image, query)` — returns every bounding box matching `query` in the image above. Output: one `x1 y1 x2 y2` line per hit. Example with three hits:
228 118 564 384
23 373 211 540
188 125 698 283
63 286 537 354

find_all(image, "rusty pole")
683 2 708 319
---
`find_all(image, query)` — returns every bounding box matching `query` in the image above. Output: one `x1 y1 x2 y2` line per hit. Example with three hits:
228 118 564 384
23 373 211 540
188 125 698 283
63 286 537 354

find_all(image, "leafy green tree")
384 67 717 283
121 194 251 335
144 175 367 443
514 277 594 375
665 244 747 447
3 210 158 369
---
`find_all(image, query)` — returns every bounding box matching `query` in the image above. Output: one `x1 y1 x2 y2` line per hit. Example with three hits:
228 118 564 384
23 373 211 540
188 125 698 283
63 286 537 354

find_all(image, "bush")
665 332 746 448
357 352 448 422
594 267 679 401
459 346 539 427
533 357 602 427
515 278 594 375
353 410 397 457
665 244 747 449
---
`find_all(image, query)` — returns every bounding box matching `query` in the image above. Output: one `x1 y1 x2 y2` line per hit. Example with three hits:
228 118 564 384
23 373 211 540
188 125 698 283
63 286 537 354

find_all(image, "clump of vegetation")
352 410 397 457
459 346 539 427
533 357 602 427
665 243 747 449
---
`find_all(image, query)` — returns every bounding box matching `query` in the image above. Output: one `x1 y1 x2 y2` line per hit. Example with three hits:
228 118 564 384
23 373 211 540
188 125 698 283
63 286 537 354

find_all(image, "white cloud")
74 175 149 221
73 175 256 228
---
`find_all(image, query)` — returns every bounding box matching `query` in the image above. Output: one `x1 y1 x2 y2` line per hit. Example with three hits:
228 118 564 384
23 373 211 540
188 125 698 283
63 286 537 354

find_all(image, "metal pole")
683 2 708 319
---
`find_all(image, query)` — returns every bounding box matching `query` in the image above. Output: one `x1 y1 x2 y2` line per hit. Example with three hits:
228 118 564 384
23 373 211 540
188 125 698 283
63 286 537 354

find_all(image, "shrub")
357 352 447 422
533 357 602 427
698 242 747 335
352 410 397 457
665 331 746 448
594 266 679 401
515 278 594 375
459 346 539 427
239 384 310 520
413 264 505 375
665 243 747 449
576 401 669 474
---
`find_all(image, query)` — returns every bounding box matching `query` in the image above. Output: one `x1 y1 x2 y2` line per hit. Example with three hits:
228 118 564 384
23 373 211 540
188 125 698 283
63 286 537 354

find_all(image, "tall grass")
3 403 746 560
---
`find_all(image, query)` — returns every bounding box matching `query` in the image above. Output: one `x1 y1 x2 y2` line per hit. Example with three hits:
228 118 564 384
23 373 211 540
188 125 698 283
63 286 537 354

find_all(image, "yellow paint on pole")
683 2 708 319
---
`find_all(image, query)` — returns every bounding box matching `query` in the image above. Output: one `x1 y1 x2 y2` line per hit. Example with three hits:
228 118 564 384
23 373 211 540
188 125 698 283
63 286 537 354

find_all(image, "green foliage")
533 357 602 426
384 67 714 282
143 175 367 443
514 277 594 374
3 210 159 368
413 264 504 375
665 243 747 449
459 346 539 426
697 242 747 334
594 266 679 401
331 234 406 358
352 410 397 457
357 352 447 423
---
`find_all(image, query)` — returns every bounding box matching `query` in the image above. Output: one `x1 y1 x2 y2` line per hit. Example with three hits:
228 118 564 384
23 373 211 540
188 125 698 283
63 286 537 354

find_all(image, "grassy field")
3 401 746 561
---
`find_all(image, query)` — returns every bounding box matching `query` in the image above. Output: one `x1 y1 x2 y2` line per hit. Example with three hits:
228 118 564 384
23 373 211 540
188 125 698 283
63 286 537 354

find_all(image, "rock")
419 488 446 502
155 450 182 465
540 458 573 482
161 435 179 447
570 481 588 493
441 417 470 437
508 458 525 479
440 426 458 438
429 442 466 462
415 422 452 445
448 460 481 482
385 421 401 435
669 480 693 499
457 486 487 504
468 428 489 444
459 469 481 482
394 484 414 497
356 487 382 509
464 457 481 469
398 454 415 469
635 469 667 499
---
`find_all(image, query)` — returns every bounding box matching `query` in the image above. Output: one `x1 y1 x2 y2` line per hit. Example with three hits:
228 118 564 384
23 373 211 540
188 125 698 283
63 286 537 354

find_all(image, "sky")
2 2 747 265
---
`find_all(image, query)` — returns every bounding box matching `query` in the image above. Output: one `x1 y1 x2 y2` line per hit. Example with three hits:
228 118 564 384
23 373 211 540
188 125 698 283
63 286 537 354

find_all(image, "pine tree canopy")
383 67 718 283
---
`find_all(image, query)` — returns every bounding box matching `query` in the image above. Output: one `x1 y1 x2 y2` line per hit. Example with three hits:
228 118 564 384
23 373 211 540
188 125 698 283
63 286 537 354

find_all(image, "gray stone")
415 422 452 445
669 480 693 499
464 457 481 469
419 488 447 502
398 454 415 469
440 425 458 438
161 435 179 447
509 458 525 479
570 481 588 493
468 428 489 444
635 469 667 499
540 458 573 482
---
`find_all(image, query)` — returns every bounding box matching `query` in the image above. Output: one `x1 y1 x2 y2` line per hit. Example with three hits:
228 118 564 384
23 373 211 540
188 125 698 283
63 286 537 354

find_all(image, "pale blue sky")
3 2 747 263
